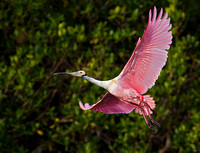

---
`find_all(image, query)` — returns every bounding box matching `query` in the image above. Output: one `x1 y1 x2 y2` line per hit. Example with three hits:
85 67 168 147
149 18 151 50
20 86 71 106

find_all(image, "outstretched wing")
79 92 135 114
117 6 172 94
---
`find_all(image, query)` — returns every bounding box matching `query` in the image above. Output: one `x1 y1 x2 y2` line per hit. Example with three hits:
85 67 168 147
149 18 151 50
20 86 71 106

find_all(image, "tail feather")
134 95 155 115
143 94 156 110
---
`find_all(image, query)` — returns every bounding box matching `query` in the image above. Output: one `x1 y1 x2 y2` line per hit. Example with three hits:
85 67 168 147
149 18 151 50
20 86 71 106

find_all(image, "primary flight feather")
54 6 172 131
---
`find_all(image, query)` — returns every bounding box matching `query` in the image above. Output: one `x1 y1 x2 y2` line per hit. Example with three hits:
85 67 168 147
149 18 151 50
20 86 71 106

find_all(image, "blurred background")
0 0 200 152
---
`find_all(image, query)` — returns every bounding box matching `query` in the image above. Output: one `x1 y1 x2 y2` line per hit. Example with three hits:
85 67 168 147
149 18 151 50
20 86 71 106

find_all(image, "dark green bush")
0 0 200 152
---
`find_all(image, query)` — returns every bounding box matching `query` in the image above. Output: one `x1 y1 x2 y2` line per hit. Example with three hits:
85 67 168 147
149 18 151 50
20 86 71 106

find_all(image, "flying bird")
54 6 172 131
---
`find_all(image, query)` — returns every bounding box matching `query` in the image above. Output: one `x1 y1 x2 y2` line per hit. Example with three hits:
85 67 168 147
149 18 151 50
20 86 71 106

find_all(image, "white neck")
82 75 110 89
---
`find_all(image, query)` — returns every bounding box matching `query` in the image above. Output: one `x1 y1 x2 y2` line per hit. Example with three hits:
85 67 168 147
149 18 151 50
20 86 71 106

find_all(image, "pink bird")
54 6 172 131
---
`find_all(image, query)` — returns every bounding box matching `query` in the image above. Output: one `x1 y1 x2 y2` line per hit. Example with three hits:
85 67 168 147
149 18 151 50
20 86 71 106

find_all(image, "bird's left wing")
117 7 172 94
79 92 135 114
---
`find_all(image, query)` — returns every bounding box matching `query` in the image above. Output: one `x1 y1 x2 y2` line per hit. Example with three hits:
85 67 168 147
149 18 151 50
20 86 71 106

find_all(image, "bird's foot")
149 117 160 127
140 102 160 131
147 122 156 132
141 108 156 132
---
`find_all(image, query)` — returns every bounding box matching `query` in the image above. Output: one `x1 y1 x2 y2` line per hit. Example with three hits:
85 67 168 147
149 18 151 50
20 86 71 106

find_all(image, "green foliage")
0 0 200 152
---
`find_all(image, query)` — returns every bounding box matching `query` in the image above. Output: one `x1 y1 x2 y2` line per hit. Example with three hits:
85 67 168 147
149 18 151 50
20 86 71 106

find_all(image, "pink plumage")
79 92 135 114
53 6 173 131
118 7 172 94
79 6 172 130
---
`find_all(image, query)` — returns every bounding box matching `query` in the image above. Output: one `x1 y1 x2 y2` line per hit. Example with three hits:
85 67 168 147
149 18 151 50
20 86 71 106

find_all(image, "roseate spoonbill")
54 6 172 131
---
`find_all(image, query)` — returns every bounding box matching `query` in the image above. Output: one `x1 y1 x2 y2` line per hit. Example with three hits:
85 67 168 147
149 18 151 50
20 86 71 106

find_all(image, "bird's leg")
128 97 158 131
141 102 160 127
140 108 156 132
126 100 156 131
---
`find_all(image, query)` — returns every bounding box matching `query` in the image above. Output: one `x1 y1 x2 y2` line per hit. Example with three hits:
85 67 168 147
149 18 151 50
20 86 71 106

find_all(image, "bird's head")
54 70 87 78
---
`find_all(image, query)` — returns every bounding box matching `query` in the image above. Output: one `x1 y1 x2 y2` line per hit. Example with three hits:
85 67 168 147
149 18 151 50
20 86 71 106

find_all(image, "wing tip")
135 37 141 49
156 8 163 21
149 6 171 24
148 9 152 24
152 6 157 22
79 101 92 110
163 11 168 20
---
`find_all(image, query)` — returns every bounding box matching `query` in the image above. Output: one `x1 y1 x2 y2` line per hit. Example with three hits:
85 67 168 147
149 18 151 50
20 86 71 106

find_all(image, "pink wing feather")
79 7 172 116
117 6 172 94
79 92 135 114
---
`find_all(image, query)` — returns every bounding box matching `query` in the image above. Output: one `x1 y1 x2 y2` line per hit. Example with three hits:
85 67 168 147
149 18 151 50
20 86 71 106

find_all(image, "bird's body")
80 74 157 127
54 6 172 131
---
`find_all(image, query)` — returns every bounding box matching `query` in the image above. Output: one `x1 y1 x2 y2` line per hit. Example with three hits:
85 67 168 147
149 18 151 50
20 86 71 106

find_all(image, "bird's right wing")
117 7 172 94
79 92 135 114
